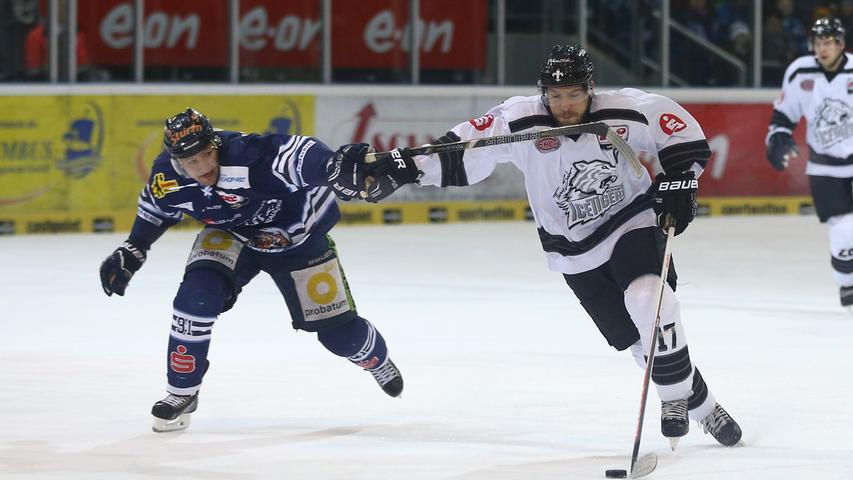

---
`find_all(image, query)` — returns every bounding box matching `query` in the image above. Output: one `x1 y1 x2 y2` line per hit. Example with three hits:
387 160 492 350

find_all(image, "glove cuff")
765 127 792 145
120 241 147 264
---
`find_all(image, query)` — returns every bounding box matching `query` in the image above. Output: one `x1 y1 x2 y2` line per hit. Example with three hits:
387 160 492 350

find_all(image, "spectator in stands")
762 11 789 85
777 0 809 56
0 0 39 81
23 0 108 81
24 21 92 80
728 21 752 62
673 0 720 85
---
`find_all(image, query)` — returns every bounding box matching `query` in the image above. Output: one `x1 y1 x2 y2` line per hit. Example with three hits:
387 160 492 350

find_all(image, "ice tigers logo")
553 160 625 228
814 98 853 148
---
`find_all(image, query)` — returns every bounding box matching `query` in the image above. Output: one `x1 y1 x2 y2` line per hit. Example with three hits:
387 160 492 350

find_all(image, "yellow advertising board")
0 95 312 234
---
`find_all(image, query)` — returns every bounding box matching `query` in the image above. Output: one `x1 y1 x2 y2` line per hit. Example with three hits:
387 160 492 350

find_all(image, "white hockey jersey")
771 53 853 177
415 88 710 274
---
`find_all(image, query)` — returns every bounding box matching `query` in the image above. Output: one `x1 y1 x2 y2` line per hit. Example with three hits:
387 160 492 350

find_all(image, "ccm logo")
659 113 687 135
658 179 698 191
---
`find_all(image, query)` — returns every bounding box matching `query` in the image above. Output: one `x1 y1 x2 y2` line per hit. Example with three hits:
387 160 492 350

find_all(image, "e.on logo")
659 113 687 136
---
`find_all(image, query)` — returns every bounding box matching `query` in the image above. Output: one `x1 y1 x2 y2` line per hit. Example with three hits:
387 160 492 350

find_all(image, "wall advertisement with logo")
0 93 819 235
321 96 816 224
0 94 312 235
78 0 486 70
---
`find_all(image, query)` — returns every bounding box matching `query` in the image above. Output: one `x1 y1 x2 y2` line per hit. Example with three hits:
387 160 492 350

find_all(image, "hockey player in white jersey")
361 44 742 447
766 17 853 308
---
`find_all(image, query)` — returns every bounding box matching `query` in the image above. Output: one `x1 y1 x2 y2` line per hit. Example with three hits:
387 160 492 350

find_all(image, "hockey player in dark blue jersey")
99 108 402 432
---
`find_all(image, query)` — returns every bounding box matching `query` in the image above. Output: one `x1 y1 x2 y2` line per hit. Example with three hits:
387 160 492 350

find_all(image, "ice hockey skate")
840 286 853 311
661 398 689 450
151 392 199 432
700 403 742 446
367 358 403 397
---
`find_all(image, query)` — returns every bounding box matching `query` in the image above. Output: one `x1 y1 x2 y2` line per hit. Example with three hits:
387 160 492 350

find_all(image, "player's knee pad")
629 341 646 369
827 213 853 285
173 268 231 317
624 275 681 344
317 316 388 369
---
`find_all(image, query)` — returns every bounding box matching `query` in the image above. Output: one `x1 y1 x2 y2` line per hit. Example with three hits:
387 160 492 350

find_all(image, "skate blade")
630 452 658 479
669 436 681 451
152 413 192 433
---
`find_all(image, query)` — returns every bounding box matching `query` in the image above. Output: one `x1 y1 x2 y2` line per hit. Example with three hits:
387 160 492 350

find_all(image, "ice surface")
1 216 851 479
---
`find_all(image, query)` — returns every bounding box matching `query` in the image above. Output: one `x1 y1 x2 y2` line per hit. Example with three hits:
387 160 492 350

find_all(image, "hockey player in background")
99 108 403 432
360 44 742 447
766 17 853 309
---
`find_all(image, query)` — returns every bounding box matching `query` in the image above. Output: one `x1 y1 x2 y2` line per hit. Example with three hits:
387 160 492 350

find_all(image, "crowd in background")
671 0 852 86
0 0 850 87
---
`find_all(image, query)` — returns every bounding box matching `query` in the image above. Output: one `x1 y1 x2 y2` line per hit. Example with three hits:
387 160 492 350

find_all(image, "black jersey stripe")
831 255 853 274
787 67 822 83
588 108 649 125
659 139 711 172
687 367 709 410
508 115 556 132
770 109 796 130
537 194 654 256
809 147 853 166
787 67 853 83
651 346 693 386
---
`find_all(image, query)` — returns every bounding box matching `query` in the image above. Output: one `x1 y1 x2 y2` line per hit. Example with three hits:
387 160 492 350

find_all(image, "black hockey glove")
365 147 422 203
766 131 799 171
100 241 147 296
327 143 371 201
652 171 698 236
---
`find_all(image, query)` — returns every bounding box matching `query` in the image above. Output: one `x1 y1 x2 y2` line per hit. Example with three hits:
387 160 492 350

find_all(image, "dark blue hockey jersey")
130 130 340 253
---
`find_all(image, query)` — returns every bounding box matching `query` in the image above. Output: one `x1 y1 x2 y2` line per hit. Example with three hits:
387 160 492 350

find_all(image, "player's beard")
554 110 584 126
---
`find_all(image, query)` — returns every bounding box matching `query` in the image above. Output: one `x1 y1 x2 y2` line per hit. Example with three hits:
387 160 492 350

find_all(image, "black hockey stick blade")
629 452 658 478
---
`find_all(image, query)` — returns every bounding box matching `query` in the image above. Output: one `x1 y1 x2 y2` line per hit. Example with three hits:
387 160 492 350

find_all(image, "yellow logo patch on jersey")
151 172 179 199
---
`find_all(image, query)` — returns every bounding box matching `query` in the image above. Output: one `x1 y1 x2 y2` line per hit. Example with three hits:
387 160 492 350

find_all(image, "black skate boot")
700 403 742 446
151 393 199 432
367 358 403 397
840 286 853 309
661 398 689 450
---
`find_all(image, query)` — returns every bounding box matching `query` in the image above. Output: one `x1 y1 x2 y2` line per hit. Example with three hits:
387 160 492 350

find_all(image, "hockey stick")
628 217 676 479
363 121 645 173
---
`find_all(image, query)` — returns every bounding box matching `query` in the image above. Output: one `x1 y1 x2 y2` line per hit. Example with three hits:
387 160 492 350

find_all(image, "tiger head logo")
816 99 853 129
814 99 853 148
553 160 624 229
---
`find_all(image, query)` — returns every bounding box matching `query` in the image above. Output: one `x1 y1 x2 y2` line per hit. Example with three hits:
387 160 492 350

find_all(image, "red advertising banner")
683 103 809 196
76 0 486 69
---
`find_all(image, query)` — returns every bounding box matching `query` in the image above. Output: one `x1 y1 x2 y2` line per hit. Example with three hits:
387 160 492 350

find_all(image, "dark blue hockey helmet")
538 44 594 89
811 17 845 42
163 108 219 159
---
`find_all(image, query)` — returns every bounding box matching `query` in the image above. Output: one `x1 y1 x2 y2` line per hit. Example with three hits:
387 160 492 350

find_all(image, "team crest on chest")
535 137 561 152
553 160 625 229
216 190 249 208
814 98 853 148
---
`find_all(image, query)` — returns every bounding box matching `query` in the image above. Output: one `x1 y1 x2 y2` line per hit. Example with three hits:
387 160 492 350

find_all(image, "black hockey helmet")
163 107 219 159
538 44 594 89
810 17 845 42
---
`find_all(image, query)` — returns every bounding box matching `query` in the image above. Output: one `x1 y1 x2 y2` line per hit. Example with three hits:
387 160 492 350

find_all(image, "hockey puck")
605 469 627 478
